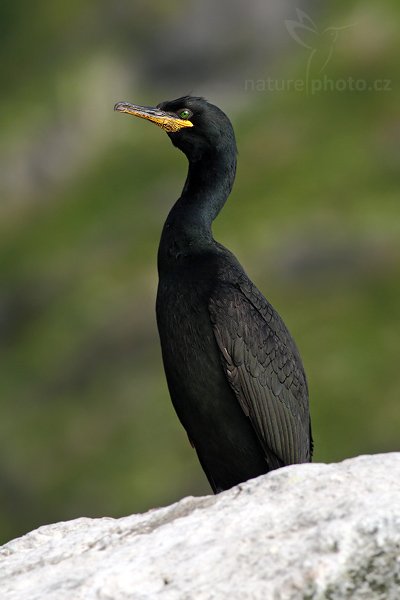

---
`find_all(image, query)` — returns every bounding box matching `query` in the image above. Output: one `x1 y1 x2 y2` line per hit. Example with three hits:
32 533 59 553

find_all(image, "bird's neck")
160 148 237 259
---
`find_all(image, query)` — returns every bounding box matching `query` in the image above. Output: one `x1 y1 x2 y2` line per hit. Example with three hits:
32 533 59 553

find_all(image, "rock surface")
1 454 400 599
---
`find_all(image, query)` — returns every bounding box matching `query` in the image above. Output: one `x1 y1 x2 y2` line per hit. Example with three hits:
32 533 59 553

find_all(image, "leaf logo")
285 9 320 51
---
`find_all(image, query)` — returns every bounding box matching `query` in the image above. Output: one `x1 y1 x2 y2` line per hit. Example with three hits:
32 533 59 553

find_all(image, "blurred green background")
0 0 399 543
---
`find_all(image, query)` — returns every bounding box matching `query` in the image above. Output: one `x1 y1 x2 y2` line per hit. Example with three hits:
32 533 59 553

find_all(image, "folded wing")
209 279 312 467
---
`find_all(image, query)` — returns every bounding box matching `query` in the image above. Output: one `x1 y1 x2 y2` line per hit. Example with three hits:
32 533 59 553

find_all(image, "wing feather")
209 279 312 467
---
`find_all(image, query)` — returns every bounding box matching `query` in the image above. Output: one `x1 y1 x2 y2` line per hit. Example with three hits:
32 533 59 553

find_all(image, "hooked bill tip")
114 102 125 112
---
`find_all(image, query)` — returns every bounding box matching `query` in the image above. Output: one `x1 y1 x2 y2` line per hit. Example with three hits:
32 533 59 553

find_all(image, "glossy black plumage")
116 95 312 492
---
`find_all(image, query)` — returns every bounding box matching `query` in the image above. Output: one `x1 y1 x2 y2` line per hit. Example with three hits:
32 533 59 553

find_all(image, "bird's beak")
114 102 193 133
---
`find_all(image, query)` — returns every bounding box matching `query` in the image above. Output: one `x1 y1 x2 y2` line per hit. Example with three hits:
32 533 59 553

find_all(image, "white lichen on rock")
1 453 400 599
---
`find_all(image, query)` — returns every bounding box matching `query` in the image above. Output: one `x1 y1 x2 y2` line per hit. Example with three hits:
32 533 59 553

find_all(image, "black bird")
114 96 312 492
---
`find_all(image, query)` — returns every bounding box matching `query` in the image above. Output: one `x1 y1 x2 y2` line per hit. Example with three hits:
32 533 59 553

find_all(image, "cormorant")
114 96 312 492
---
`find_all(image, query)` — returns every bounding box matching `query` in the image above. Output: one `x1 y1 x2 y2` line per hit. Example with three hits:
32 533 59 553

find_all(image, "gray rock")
1 454 400 600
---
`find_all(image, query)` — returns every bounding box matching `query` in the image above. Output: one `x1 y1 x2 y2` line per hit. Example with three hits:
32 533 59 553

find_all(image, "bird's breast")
156 268 229 421
156 272 216 368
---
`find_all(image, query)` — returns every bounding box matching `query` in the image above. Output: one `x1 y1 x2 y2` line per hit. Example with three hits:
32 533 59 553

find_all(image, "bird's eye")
178 109 192 120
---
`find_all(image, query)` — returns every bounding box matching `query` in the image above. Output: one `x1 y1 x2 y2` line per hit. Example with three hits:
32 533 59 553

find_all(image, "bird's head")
114 96 236 162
